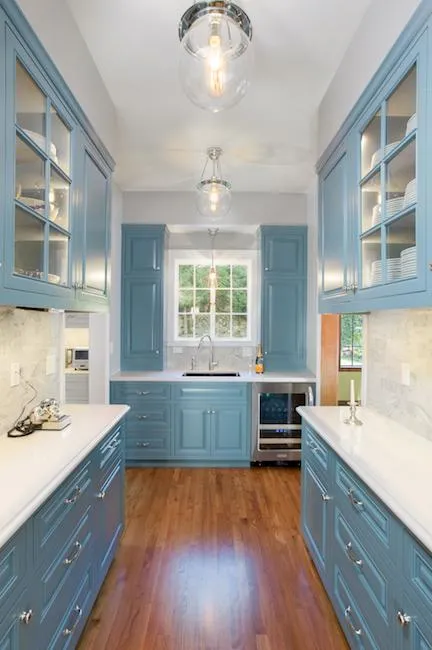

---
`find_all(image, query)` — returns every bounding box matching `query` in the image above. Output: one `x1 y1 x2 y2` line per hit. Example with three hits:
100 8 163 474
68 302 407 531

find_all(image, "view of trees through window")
177 263 248 339
339 314 363 368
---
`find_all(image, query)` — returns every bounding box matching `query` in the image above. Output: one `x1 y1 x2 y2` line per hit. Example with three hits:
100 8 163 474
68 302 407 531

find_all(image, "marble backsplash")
166 344 257 372
0 307 62 436
366 309 432 440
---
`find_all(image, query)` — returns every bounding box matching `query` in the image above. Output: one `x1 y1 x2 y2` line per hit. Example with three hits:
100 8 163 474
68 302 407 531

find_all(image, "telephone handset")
8 399 71 438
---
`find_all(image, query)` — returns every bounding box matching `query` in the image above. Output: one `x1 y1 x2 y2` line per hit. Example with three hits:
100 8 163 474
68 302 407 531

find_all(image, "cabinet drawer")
333 507 392 638
111 381 170 403
38 508 93 641
125 402 170 428
126 432 171 459
403 529 432 611
302 425 330 476
333 565 381 649
48 563 94 650
335 459 399 558
95 425 123 478
0 525 29 618
172 382 248 401
34 459 92 566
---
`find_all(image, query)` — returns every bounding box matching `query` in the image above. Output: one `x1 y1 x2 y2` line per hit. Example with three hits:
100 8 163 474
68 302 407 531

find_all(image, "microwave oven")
72 348 89 370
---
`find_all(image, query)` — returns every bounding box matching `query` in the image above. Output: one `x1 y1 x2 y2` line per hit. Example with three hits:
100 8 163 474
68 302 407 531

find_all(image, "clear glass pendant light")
178 1 253 112
196 147 232 219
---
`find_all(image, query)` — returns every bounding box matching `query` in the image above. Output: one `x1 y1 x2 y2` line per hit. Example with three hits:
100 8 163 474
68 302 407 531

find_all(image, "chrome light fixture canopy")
179 1 253 112
196 147 232 219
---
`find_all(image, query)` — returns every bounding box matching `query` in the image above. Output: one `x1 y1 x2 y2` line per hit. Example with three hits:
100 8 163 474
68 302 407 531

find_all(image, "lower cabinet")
110 381 251 467
0 419 125 649
301 420 432 650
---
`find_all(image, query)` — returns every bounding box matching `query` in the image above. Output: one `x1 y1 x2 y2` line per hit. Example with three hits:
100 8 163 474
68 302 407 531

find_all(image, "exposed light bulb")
207 19 225 97
209 183 220 212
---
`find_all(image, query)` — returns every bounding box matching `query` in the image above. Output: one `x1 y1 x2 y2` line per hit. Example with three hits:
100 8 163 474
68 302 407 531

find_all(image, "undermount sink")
182 371 241 377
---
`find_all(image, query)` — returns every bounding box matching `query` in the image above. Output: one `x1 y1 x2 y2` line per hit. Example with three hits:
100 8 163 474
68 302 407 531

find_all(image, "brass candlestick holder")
344 401 363 426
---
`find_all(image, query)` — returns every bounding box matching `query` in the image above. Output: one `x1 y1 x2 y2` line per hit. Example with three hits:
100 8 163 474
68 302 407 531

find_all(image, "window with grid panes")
339 314 363 369
176 262 250 341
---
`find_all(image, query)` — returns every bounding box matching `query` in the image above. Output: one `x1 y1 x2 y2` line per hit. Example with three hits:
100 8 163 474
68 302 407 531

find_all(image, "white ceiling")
66 0 373 193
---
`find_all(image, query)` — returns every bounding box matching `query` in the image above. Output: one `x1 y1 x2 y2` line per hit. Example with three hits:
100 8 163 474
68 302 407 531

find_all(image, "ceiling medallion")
179 1 253 112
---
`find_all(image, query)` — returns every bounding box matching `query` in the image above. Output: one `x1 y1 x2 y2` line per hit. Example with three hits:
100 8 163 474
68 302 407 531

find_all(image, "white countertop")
0 404 129 549
298 406 432 554
111 370 316 383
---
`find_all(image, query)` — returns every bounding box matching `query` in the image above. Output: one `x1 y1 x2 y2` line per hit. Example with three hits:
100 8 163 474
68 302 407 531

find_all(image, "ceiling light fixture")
178 1 253 112
196 147 232 219
208 228 219 304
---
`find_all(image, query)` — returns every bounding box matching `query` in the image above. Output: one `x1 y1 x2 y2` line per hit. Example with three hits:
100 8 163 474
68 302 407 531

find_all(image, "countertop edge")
110 371 317 383
298 406 432 554
0 405 130 549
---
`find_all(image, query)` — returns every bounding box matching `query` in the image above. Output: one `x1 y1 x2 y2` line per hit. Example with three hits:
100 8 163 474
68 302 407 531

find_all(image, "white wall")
318 0 420 157
123 192 307 226
16 0 118 158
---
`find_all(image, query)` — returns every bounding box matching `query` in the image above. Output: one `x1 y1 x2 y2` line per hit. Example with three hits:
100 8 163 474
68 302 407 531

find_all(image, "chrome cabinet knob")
137 415 147 420
321 493 332 502
96 490 106 500
19 610 33 625
429 262 432 271
345 542 363 567
344 606 362 636
264 267 269 271
155 349 160 355
397 611 412 627
348 488 363 509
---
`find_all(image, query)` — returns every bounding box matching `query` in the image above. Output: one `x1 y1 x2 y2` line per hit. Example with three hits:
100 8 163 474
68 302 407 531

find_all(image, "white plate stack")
400 246 416 278
370 141 400 169
386 196 404 217
405 113 417 136
403 178 416 208
371 203 381 226
370 258 401 285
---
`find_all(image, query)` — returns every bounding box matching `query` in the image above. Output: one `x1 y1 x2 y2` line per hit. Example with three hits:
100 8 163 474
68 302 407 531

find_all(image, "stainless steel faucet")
193 334 218 372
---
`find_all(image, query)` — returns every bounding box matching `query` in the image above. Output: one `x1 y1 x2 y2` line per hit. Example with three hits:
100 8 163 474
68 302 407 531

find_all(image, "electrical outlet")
10 362 20 387
46 354 56 376
401 362 411 386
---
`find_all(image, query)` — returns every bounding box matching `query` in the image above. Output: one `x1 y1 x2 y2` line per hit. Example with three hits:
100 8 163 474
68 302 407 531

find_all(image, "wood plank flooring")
78 467 348 650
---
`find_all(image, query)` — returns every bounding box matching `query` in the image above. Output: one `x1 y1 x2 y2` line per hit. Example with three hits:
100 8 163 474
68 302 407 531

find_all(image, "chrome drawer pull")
96 490 106 500
397 611 412 627
348 488 363 509
306 440 318 452
345 542 363 567
137 415 148 420
108 439 121 449
321 493 331 502
64 485 82 505
136 391 150 396
344 606 362 636
63 605 83 636
63 541 82 566
19 609 33 625
136 441 150 447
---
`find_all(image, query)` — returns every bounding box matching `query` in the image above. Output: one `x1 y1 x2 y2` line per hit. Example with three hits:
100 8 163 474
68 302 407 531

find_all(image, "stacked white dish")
386 196 404 217
370 258 401 284
400 246 416 278
403 178 416 208
405 113 417 136
23 129 58 163
371 203 381 226
370 141 400 169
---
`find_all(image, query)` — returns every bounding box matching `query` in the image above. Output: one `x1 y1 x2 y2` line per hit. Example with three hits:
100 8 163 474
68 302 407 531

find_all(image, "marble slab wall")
0 308 62 436
366 309 432 440
166 344 257 372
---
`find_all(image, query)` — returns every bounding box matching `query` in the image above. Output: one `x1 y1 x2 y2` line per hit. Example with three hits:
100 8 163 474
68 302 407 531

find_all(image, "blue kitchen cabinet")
260 226 307 371
173 404 212 459
318 9 432 313
0 1 114 311
0 590 33 650
121 225 165 371
211 404 249 460
72 131 111 310
262 226 307 276
94 460 123 589
302 459 331 587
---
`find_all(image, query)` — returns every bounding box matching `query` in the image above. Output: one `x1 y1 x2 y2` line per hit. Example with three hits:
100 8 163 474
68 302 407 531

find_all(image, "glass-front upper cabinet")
358 48 424 294
8 36 73 290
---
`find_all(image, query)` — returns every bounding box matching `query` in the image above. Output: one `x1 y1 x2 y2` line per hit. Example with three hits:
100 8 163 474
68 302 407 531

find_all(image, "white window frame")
167 249 258 346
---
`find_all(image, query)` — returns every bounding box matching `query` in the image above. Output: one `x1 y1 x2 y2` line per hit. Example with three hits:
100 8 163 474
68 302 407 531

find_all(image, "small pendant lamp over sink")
178 1 253 112
196 146 232 219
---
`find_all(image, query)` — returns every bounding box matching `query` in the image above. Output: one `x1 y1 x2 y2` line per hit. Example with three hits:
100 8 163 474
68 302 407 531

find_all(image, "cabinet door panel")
0 591 32 650
212 406 248 459
82 147 109 295
320 147 349 298
96 462 123 581
262 278 306 371
262 227 306 276
301 461 329 578
121 278 162 370
122 226 164 275
174 406 210 458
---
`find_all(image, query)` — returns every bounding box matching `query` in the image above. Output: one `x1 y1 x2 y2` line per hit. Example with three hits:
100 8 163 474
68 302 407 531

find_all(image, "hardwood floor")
78 467 348 650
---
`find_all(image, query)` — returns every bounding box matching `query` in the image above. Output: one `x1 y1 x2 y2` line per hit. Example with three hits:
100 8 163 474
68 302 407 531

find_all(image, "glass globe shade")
196 179 232 218
179 5 253 112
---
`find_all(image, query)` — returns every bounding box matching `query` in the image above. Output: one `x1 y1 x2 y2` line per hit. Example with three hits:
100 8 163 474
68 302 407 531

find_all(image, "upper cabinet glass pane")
361 110 381 177
14 206 44 279
361 170 381 233
15 60 46 149
50 168 70 230
386 65 417 146
385 139 416 213
50 106 70 174
15 135 46 214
